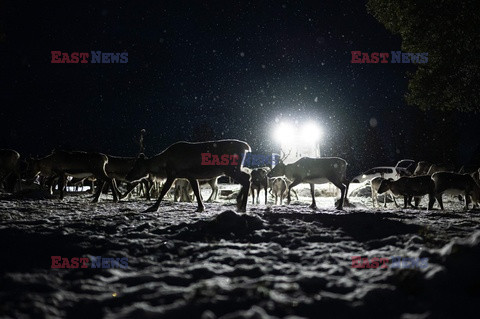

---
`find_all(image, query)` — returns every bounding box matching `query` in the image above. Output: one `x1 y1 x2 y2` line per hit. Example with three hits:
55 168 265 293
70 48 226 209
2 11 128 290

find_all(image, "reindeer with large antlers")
268 156 349 210
126 139 251 212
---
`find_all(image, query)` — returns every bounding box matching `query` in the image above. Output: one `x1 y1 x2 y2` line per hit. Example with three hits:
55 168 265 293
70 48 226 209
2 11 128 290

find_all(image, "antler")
280 149 291 162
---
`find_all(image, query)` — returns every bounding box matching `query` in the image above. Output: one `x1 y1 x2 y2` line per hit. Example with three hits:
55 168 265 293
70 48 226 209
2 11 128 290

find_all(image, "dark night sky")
1 0 479 174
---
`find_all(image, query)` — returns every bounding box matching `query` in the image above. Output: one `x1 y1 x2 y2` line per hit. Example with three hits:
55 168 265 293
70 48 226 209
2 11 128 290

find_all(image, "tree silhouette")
367 0 480 112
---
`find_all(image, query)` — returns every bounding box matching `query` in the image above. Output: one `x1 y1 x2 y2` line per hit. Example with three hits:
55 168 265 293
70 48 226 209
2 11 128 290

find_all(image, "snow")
1 183 479 318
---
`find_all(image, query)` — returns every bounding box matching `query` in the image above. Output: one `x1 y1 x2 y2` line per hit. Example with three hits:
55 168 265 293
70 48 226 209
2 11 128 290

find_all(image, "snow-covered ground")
1 183 479 318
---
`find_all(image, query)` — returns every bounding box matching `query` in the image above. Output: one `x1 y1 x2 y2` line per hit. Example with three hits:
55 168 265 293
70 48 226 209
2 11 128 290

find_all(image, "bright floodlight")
301 122 322 142
273 122 295 146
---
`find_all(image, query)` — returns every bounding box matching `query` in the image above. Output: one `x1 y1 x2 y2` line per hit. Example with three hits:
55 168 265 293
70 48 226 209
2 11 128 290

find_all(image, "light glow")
300 122 323 143
273 122 295 147
272 120 323 160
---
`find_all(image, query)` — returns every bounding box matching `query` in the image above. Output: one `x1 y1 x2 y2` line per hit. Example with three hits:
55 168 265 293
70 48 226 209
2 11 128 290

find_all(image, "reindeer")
377 176 435 209
432 172 480 210
474 169 480 183
95 155 153 200
370 176 399 208
174 178 194 202
0 149 20 192
414 161 454 176
174 177 219 202
413 161 431 176
68 176 96 193
426 163 455 175
126 139 251 212
26 150 120 202
250 168 269 204
271 177 288 205
458 165 480 174
120 169 166 200
267 157 348 210
269 176 299 201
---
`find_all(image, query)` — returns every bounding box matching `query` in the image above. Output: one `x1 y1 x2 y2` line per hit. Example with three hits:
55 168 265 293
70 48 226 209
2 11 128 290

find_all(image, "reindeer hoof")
309 204 317 209
195 206 205 212
335 206 344 210
144 206 158 213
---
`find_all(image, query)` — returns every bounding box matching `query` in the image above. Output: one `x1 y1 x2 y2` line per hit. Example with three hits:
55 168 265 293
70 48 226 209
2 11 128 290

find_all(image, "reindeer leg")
92 181 106 203
109 178 119 202
330 179 346 210
174 185 179 202
436 194 444 210
58 174 66 200
145 177 174 213
264 184 268 205
213 182 219 201
408 196 415 208
392 194 399 208
309 183 317 209
241 172 251 211
142 179 151 200
230 170 250 212
206 179 217 202
414 196 421 209
344 181 350 206
188 178 205 212
465 190 471 210
48 176 57 195
428 193 435 210
206 188 214 202
287 179 301 204
293 189 299 201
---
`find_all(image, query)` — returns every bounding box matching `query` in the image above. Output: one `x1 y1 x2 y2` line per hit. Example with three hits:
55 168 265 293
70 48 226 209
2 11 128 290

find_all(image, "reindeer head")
268 161 286 178
414 161 430 176
377 179 392 194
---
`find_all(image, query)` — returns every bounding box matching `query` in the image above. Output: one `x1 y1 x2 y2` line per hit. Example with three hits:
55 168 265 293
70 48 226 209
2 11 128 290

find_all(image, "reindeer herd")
371 161 480 210
1 141 479 212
